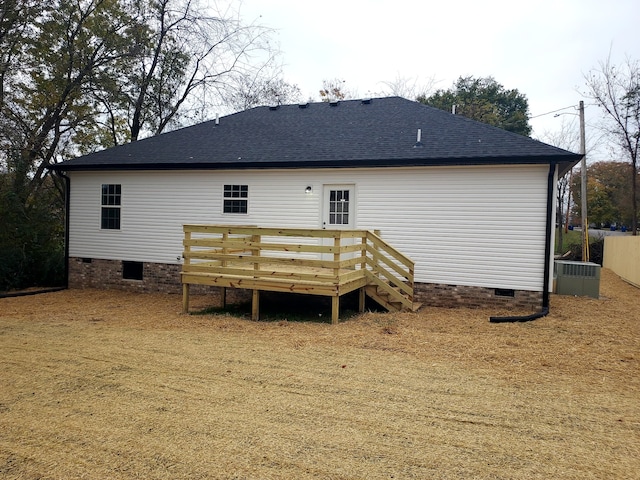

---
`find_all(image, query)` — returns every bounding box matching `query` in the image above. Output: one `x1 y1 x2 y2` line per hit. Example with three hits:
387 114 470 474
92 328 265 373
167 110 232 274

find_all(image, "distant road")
573 228 631 239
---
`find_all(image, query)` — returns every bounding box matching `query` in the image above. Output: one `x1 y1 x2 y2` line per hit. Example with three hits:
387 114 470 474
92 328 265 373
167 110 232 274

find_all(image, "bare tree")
99 0 277 143
583 55 640 234
226 73 302 111
377 74 437 100
540 118 581 252
319 78 357 102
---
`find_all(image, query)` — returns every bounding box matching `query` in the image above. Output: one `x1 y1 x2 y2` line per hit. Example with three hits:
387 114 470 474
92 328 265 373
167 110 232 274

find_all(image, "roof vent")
413 128 424 148
268 105 279 111
298 102 309 109
361 98 372 105
329 100 339 107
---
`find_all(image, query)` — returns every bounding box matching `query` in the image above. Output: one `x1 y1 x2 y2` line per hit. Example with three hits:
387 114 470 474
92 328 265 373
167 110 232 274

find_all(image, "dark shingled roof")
53 96 581 173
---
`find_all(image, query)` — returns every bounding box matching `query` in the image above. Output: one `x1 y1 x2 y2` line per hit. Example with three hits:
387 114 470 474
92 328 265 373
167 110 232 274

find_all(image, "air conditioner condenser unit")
554 260 601 299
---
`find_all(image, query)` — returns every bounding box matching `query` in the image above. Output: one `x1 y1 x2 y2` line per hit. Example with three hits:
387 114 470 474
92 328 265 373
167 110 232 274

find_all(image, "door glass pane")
328 189 350 225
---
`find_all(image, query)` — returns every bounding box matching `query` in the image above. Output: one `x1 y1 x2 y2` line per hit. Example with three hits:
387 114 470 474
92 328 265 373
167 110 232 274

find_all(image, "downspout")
490 163 556 323
58 170 71 289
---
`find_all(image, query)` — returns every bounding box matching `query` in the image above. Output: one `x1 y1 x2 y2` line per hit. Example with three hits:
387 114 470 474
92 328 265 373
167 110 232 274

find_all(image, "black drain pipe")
58 169 71 289
490 163 556 323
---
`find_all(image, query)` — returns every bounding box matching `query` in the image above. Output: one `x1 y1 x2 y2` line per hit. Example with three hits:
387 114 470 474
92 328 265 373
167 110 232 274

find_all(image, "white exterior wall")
69 164 551 291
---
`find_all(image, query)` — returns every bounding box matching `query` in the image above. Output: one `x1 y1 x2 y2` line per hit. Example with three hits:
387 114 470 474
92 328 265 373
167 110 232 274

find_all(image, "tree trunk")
632 158 638 235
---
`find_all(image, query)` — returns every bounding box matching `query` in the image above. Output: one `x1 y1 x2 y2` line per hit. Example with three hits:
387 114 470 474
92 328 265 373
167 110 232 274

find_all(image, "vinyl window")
101 184 121 229
223 185 248 214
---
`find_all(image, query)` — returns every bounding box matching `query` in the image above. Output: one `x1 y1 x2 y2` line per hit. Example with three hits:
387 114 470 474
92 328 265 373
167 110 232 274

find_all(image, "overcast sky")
239 0 639 157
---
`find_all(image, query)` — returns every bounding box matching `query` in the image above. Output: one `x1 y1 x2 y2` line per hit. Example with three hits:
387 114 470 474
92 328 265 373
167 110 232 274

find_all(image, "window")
223 184 248 214
101 184 121 229
329 189 350 225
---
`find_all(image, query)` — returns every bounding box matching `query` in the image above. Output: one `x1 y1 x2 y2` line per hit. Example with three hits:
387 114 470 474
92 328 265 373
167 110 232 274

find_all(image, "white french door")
321 185 355 261
322 185 354 229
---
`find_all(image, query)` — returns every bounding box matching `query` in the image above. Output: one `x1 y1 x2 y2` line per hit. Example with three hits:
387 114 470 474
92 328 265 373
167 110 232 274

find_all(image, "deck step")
365 285 421 313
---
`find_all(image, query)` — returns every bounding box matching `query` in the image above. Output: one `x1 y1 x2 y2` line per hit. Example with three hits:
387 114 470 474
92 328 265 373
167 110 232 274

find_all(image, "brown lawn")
0 269 638 479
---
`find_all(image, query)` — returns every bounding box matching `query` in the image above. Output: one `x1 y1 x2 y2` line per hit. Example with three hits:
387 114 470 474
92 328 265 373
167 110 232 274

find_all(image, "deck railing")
181 225 415 323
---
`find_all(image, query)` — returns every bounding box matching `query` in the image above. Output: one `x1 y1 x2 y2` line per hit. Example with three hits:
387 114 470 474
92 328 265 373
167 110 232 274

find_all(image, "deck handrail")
181 225 415 320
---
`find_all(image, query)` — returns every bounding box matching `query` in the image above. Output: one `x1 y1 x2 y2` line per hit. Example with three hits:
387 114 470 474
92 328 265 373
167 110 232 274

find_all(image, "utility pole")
579 100 589 262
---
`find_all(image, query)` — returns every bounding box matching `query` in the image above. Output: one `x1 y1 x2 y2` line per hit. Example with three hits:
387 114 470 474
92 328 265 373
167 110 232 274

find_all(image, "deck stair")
365 283 422 313
181 225 419 323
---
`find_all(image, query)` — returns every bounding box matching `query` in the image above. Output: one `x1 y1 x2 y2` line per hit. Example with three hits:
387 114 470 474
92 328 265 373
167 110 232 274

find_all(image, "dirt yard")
0 269 638 479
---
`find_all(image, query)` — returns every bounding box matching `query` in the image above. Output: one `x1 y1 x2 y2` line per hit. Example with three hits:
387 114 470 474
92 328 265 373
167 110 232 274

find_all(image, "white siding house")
54 97 580 312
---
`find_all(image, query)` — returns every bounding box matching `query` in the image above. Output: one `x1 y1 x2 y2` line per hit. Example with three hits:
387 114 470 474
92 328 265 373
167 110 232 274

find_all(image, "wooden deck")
181 225 418 323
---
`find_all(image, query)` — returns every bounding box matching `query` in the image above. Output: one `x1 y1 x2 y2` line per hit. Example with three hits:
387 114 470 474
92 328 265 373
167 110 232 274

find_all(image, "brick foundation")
69 257 543 310
414 282 542 311
69 257 182 293
68 257 248 300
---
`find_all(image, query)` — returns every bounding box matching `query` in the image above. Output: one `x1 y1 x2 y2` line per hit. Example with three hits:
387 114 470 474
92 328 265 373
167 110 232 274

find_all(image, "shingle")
54 96 581 171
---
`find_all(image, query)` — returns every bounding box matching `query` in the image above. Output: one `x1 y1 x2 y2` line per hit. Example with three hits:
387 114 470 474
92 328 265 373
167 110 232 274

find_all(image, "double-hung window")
223 184 248 214
101 184 121 229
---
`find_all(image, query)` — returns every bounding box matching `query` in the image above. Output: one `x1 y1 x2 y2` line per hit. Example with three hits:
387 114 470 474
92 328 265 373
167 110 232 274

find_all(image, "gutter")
490 163 556 323
48 153 582 173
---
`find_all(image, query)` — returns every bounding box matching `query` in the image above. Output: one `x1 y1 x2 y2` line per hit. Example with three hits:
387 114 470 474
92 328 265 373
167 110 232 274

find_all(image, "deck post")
252 289 260 321
182 283 190 314
221 232 228 308
252 234 261 274
360 232 367 313
372 229 381 278
182 227 191 314
221 232 228 262
251 233 261 320
332 233 341 324
333 233 341 278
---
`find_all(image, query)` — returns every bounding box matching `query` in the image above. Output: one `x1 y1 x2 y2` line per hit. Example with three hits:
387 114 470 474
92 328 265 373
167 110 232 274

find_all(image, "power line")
530 105 577 119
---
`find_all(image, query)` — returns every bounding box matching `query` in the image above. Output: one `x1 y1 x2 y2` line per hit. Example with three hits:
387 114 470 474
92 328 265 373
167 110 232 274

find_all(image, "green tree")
584 56 640 234
0 172 65 290
571 161 638 228
0 1 39 106
1 0 141 192
0 0 277 289
0 0 139 289
417 76 532 136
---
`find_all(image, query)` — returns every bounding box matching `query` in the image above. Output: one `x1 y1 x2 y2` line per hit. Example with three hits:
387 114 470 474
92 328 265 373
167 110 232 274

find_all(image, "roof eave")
49 154 582 172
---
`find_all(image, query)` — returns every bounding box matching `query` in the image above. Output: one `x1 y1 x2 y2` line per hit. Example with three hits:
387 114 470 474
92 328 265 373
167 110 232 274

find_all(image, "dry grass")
0 269 638 479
